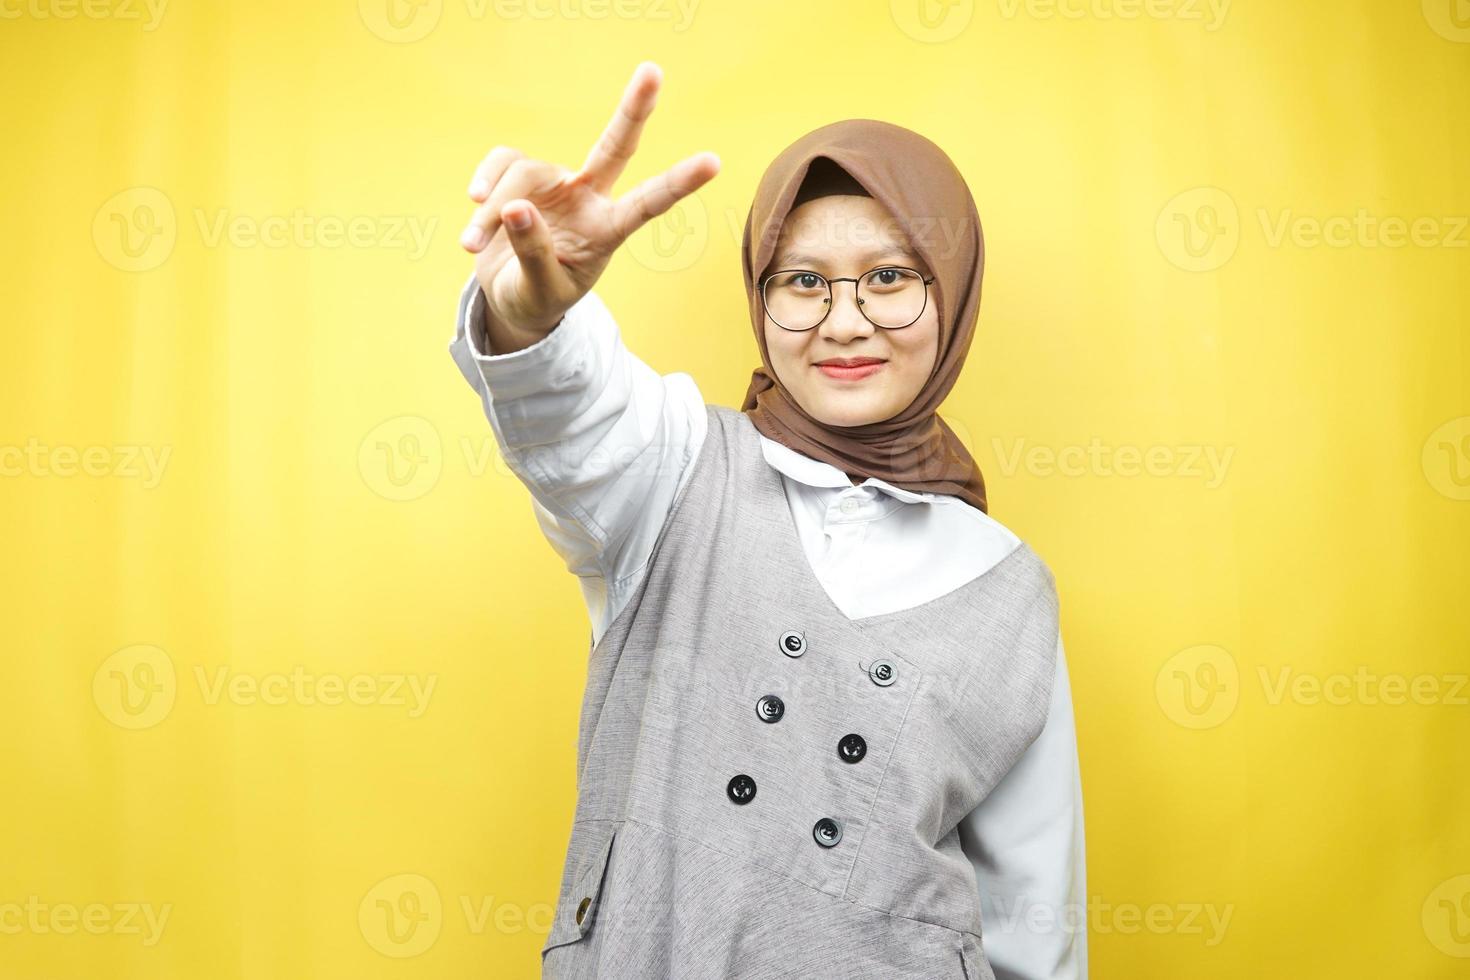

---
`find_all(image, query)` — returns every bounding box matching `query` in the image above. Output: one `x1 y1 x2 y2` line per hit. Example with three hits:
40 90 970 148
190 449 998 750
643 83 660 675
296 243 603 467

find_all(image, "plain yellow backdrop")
2 0 1468 977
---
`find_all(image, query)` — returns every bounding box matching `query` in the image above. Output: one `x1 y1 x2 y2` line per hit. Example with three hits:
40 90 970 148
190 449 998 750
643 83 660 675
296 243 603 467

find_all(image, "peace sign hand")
460 61 720 345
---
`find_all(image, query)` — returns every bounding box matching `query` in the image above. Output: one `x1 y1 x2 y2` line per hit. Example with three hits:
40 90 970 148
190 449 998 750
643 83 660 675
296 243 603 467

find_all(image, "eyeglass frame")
757 265 938 332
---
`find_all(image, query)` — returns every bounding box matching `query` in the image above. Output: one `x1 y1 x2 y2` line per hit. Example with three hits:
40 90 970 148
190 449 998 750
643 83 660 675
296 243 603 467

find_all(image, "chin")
804 394 896 428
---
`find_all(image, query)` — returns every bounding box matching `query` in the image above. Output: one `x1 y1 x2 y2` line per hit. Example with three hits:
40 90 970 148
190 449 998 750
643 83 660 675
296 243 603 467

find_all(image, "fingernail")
468 178 488 198
460 226 486 250
506 207 531 231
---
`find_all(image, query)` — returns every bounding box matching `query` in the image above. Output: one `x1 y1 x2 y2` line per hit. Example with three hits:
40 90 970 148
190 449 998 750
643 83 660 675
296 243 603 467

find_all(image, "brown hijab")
739 118 989 513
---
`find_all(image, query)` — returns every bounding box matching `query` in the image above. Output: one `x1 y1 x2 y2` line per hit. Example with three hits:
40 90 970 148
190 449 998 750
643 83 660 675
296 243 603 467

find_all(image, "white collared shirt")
448 276 1087 979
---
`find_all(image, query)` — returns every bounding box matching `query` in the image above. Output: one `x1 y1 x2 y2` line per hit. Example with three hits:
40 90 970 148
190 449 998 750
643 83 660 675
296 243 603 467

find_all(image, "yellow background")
2 0 1468 977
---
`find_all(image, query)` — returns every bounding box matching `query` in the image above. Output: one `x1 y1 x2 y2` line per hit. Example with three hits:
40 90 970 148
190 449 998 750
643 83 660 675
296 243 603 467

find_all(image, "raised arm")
449 62 720 646
448 274 707 646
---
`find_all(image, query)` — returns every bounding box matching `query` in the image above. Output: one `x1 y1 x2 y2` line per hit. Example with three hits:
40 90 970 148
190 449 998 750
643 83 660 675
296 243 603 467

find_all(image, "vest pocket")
541 821 619 957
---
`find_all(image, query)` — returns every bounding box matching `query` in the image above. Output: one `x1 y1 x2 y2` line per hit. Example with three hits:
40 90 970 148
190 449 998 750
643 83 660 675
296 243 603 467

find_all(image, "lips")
814 358 885 381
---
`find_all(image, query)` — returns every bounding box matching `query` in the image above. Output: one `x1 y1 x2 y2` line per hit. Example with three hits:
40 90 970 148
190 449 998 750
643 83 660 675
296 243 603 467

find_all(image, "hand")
459 61 720 340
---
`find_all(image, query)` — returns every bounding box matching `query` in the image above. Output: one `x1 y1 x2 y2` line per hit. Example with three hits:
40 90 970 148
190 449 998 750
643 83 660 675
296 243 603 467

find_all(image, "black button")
813 817 842 847
868 659 896 686
575 896 591 925
727 773 757 804
756 694 785 723
779 630 807 657
838 733 866 763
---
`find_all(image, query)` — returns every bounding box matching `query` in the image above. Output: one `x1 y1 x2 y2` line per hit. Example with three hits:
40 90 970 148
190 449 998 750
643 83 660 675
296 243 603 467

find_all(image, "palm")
474 170 620 315
461 62 720 336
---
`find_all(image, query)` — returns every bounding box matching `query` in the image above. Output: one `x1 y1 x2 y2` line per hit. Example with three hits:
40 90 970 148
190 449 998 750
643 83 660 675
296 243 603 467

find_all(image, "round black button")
727 773 757 804
813 817 842 847
868 659 896 686
837 733 866 763
575 896 591 925
779 630 807 657
756 694 785 723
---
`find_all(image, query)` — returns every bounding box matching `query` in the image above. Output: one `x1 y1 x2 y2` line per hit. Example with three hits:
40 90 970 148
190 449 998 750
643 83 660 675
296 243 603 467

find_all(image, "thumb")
501 199 569 304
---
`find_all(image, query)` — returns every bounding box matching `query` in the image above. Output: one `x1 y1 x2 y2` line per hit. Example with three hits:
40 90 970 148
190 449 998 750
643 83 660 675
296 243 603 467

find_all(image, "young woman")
451 62 1085 980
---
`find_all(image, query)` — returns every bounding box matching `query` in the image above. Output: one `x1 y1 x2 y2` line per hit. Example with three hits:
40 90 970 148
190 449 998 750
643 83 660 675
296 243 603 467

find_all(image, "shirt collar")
757 433 936 504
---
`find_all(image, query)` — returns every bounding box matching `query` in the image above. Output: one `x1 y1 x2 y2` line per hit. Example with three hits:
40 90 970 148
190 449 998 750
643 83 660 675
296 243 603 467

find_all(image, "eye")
775 271 825 292
864 267 920 291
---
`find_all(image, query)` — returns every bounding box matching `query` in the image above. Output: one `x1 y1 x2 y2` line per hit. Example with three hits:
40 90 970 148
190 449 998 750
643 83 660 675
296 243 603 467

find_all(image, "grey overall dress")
540 404 1060 980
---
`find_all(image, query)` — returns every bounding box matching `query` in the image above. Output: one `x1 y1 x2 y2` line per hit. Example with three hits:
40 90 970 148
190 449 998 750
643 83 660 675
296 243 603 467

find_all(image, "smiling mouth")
813 361 885 381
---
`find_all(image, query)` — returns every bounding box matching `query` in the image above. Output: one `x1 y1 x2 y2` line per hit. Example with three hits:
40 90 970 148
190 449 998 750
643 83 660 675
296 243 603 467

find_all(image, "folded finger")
468 146 523 201
460 157 559 252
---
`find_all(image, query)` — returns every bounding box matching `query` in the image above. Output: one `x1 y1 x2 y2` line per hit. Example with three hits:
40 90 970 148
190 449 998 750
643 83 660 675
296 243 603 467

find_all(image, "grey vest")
541 404 1059 980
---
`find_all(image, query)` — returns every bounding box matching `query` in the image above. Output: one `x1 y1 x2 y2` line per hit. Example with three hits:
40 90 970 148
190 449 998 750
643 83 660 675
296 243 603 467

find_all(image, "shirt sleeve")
447 272 708 646
958 632 1088 980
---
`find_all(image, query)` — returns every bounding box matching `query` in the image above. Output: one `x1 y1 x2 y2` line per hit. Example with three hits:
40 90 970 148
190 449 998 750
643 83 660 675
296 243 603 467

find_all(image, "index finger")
575 61 662 196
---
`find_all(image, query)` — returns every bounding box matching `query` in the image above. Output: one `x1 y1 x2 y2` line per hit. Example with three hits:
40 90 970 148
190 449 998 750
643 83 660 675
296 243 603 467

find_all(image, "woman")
450 62 1086 980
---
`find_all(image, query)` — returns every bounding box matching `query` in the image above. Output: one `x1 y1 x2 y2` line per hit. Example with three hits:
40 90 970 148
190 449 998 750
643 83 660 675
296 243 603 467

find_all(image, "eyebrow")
772 245 924 270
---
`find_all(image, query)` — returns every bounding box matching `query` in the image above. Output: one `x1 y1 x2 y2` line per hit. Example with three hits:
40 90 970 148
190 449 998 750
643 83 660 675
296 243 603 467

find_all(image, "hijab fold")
739 118 990 513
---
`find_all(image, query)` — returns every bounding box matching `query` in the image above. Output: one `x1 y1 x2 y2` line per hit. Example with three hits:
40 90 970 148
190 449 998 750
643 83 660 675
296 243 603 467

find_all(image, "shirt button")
837 733 867 763
727 773 757 804
575 896 592 925
756 694 785 723
778 630 807 657
868 659 897 686
812 817 843 847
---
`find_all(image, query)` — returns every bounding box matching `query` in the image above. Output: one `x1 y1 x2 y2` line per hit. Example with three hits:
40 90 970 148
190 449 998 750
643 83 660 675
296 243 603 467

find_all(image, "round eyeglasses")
759 266 937 332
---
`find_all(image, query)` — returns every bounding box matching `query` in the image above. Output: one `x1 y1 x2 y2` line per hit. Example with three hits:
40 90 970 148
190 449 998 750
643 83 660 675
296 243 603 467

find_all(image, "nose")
819 279 875 343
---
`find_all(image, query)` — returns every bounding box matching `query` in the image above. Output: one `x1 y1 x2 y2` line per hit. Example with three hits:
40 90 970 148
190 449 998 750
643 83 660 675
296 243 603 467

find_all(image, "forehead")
771 195 923 268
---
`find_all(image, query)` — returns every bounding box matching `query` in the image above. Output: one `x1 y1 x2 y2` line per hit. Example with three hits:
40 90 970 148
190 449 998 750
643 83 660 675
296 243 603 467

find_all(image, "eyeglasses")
758 265 937 332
